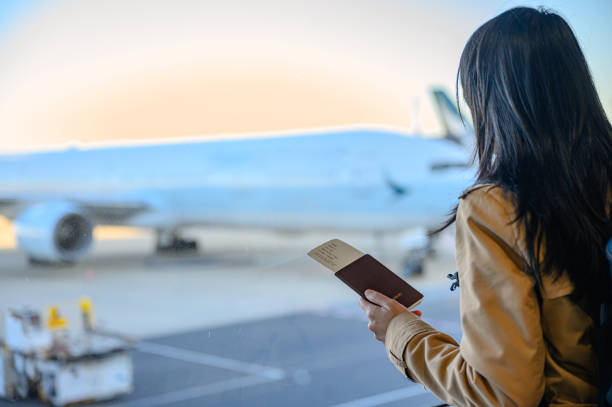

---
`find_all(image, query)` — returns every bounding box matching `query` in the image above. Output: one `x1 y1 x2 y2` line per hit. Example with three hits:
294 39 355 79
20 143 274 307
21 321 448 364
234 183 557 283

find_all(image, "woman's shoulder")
459 183 513 203
457 182 574 299
455 183 521 263
457 183 516 224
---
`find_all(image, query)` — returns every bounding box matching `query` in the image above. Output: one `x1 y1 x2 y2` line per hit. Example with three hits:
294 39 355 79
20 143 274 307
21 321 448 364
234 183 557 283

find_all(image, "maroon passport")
308 239 423 309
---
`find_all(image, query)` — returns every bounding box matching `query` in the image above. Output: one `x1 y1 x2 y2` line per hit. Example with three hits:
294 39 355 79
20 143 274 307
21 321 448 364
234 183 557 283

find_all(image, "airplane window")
0 1 609 406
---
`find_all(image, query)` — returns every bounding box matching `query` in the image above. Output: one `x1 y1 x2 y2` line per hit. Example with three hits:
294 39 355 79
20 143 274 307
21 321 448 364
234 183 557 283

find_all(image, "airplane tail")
430 88 473 149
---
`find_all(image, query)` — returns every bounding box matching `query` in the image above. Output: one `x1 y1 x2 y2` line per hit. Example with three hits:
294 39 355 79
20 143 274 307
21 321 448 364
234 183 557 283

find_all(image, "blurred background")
0 0 610 151
0 1 610 406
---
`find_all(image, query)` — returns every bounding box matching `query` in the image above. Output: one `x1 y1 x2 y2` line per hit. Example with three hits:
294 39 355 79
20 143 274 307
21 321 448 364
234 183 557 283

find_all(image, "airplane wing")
0 198 23 219
0 195 150 224
77 200 150 223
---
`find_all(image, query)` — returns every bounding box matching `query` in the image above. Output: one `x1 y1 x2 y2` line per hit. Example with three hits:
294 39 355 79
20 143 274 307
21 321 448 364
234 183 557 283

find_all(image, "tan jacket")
385 184 598 406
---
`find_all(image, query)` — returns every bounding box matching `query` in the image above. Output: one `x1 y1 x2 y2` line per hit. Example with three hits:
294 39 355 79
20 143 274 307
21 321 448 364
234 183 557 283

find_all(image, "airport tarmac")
0 227 460 406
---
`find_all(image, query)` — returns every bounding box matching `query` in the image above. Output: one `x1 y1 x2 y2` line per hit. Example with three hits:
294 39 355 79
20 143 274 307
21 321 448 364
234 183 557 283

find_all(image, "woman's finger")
411 310 422 317
359 296 382 315
364 289 391 308
358 297 374 313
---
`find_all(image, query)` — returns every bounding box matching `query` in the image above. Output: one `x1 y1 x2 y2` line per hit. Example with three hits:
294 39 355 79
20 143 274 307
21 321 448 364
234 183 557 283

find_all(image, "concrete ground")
0 227 460 406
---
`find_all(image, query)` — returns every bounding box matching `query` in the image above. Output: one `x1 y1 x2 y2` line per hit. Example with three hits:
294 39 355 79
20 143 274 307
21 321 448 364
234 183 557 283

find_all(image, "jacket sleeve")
384 186 545 407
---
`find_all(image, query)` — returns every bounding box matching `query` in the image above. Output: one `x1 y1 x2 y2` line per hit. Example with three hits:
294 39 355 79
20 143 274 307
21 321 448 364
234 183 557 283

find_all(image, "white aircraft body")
0 90 474 273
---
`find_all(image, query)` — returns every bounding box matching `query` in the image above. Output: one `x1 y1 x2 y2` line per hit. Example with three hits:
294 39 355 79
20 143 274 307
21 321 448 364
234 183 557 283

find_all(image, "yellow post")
79 296 95 331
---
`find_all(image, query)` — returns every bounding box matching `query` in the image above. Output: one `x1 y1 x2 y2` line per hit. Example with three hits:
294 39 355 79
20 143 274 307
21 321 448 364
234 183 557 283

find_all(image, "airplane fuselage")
0 130 474 233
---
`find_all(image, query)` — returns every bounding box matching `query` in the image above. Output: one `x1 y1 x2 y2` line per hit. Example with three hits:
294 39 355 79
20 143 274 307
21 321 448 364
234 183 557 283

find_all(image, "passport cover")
308 239 423 310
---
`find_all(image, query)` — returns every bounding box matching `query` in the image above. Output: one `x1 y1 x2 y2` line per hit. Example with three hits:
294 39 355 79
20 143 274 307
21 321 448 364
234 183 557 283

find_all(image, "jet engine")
14 202 93 263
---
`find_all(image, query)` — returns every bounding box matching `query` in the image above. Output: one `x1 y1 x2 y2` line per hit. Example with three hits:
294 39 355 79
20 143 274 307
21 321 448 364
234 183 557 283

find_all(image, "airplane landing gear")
400 247 428 278
155 230 199 254
401 257 424 277
397 227 435 278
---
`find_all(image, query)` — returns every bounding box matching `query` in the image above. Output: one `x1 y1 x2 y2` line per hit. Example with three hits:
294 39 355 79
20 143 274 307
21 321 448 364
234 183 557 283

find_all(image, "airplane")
0 89 474 275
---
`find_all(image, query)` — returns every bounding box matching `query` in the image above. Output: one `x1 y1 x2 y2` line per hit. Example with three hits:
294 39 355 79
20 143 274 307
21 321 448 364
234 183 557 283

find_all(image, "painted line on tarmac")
110 374 275 407
138 341 285 380
330 385 429 407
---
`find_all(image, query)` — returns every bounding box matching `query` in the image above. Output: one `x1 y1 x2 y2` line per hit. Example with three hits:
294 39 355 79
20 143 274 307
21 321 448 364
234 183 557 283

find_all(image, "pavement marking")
138 341 285 380
109 375 274 407
330 385 430 407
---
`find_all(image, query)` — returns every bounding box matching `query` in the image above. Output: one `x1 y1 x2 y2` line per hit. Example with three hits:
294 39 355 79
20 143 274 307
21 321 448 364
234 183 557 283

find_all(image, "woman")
358 7 612 406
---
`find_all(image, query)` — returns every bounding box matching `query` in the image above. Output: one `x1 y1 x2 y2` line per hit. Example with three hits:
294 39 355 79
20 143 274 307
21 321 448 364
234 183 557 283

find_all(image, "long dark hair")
441 7 612 318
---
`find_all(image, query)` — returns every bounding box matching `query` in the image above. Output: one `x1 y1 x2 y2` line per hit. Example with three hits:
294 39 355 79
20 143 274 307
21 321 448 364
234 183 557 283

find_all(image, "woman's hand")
358 289 422 343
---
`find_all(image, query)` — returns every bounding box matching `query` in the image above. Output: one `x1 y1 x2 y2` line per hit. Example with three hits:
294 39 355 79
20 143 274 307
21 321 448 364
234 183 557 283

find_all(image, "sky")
0 0 610 152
